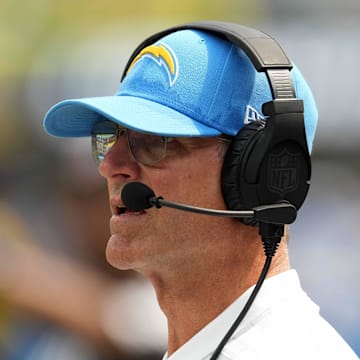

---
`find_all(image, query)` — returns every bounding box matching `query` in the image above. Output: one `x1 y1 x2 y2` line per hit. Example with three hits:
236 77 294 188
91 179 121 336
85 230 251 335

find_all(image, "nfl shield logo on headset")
268 149 300 195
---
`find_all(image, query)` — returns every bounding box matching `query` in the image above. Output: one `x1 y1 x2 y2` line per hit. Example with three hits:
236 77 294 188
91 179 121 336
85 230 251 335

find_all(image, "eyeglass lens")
91 121 169 166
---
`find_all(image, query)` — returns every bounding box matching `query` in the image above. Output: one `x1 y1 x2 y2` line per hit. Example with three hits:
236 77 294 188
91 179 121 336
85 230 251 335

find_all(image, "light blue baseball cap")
43 28 318 151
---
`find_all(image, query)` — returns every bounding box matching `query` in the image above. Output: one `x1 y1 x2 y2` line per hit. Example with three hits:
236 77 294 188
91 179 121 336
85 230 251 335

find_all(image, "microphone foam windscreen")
121 182 155 211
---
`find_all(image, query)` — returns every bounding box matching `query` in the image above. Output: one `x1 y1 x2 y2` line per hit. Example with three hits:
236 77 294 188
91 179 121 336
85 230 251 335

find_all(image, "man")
43 21 358 359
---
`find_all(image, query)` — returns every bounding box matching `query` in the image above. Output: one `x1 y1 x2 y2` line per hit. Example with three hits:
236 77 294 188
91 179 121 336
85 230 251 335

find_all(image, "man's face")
98 129 232 275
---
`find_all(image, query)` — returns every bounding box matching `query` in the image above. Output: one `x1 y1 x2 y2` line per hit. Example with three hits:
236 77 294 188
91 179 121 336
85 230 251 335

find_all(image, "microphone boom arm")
150 196 297 225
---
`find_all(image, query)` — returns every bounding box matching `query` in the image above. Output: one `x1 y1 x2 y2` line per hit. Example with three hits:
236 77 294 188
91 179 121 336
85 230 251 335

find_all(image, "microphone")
121 182 297 225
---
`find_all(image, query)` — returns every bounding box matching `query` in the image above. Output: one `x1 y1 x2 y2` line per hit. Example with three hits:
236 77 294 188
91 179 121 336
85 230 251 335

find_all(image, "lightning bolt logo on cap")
126 43 179 87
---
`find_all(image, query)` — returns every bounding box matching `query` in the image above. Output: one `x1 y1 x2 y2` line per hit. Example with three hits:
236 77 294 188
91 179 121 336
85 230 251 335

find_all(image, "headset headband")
121 20 296 101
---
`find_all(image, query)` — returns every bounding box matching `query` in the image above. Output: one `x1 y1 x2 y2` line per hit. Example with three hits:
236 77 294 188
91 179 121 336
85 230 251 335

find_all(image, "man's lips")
115 206 146 216
109 207 146 236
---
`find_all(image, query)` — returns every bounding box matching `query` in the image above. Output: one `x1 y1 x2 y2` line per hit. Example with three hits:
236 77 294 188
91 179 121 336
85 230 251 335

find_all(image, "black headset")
120 21 311 223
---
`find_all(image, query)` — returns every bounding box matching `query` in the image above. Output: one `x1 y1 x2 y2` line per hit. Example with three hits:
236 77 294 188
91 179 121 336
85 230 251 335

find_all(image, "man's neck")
136 219 290 356
145 241 290 356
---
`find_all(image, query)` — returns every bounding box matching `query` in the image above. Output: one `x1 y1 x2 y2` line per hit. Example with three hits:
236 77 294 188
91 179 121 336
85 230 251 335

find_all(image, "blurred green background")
0 0 359 359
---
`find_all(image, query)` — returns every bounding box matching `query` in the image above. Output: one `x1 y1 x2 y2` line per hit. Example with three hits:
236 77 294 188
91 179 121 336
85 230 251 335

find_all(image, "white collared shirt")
162 270 358 360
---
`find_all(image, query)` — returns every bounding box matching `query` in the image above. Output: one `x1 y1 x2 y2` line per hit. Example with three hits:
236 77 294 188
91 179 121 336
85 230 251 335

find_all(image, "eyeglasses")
91 120 174 166
91 120 232 166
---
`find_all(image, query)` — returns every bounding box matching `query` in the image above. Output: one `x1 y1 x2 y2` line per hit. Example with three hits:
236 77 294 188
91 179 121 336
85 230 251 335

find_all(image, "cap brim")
43 95 222 138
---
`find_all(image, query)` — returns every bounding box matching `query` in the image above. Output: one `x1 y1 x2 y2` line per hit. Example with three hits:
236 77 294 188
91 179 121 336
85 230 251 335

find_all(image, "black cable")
209 223 282 360
208 256 272 360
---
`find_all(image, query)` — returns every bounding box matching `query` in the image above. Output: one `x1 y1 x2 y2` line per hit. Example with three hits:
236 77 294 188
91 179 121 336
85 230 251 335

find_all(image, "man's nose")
98 135 141 180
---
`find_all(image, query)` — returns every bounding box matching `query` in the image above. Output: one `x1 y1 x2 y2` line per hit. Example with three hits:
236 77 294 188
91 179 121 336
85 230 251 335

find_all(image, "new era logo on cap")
244 105 264 125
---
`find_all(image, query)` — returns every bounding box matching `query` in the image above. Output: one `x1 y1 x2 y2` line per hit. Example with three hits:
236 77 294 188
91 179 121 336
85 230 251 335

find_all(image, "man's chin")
105 235 135 271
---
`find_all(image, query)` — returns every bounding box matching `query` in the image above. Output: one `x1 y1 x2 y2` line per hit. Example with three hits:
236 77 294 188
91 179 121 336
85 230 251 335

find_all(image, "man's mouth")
116 206 126 215
116 206 145 215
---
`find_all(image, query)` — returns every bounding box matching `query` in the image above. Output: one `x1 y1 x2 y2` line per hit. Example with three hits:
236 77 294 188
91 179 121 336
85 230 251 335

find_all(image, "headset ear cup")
221 120 266 213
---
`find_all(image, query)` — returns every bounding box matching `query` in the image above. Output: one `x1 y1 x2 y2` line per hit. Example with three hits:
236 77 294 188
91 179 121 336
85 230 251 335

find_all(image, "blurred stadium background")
0 0 359 358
